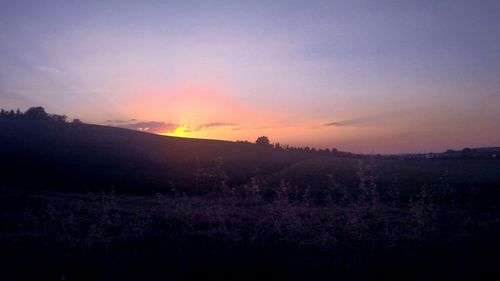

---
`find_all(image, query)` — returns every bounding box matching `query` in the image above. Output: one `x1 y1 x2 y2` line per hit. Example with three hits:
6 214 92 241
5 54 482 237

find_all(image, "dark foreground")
1 184 499 281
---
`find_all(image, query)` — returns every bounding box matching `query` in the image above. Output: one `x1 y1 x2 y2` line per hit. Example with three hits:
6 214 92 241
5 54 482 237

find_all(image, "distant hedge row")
0 106 81 123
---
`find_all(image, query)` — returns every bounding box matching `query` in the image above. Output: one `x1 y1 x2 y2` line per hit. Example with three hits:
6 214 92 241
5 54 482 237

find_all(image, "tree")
23 106 49 121
462 147 473 153
255 136 270 146
50 114 67 123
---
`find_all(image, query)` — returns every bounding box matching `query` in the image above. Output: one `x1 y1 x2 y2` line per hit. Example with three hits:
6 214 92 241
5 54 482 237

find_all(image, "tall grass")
1 159 497 279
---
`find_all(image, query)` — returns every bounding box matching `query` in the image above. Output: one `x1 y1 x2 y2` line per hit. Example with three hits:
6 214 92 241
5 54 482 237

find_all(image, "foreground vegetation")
2 163 499 280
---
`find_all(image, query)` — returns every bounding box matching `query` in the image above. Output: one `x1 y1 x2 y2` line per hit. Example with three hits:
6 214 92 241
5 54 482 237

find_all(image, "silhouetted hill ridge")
0 119 315 193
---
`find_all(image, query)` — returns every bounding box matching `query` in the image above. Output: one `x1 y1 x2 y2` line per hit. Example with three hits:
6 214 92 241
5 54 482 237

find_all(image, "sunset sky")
1 0 499 153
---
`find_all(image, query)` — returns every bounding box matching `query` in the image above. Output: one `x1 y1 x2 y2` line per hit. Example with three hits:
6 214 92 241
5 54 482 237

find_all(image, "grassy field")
1 183 499 280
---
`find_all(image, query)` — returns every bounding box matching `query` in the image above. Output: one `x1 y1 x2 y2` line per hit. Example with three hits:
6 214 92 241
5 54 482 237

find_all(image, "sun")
163 125 191 138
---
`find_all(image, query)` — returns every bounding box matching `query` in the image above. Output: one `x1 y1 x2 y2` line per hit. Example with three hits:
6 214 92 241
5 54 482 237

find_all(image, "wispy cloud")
35 65 62 74
182 122 238 133
118 121 178 132
106 119 138 124
109 120 237 134
325 112 402 127
200 122 237 129
324 117 372 127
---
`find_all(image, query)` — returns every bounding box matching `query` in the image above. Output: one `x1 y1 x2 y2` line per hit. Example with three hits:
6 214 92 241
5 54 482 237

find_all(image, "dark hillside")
0 120 314 193
1 119 500 201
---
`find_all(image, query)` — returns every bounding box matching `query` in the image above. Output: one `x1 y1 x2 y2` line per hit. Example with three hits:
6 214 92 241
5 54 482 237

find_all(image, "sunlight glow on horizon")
162 125 194 138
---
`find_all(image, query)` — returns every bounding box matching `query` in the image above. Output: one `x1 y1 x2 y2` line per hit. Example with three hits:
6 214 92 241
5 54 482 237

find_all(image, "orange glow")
119 80 294 141
162 125 191 138
117 80 421 152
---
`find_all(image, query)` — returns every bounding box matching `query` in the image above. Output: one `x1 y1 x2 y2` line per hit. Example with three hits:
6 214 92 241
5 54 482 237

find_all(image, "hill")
1 119 500 201
0 119 315 193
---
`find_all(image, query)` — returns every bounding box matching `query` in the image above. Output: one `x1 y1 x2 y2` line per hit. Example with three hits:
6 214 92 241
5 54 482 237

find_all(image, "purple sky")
1 0 500 153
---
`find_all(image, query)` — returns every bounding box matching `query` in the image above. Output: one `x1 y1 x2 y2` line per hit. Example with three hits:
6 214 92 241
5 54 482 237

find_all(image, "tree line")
0 106 81 123
239 135 360 158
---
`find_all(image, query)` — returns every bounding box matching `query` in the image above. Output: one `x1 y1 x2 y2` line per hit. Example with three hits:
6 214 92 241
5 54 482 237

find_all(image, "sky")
1 0 500 154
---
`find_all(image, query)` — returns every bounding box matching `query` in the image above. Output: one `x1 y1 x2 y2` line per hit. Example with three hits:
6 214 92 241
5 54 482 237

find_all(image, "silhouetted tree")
0 109 10 119
23 106 49 121
72 118 82 124
256 136 270 146
50 114 67 123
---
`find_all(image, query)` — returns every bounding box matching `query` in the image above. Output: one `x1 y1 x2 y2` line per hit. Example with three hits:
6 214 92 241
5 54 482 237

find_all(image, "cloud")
35 65 62 74
118 121 178 132
324 116 376 127
201 122 237 129
180 122 238 133
110 120 237 134
325 112 401 127
106 119 138 124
